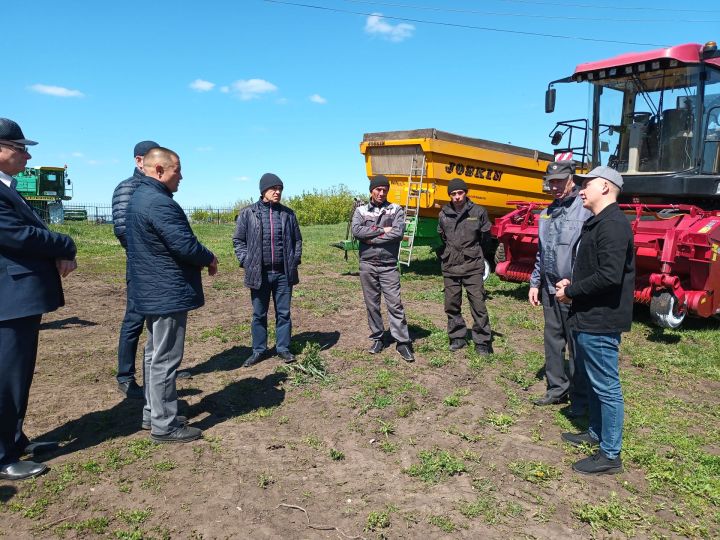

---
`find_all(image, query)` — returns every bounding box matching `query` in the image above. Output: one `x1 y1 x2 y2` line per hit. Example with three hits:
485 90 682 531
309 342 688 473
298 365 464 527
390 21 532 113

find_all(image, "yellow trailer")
334 129 557 266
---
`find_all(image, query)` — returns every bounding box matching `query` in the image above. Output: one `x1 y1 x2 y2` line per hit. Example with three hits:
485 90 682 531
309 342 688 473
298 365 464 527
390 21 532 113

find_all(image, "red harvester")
492 42 720 328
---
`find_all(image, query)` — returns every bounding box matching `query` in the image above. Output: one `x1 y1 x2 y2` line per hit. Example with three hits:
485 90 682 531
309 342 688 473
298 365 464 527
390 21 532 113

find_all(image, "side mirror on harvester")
545 88 556 114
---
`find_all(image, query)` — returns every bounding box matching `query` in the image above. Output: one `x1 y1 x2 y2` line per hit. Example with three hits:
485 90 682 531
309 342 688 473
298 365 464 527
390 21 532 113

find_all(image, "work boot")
151 426 202 444
572 451 622 475
278 351 296 364
533 394 568 406
117 380 143 400
142 416 188 431
474 343 493 356
561 431 599 448
449 338 466 351
242 351 266 368
368 340 385 354
396 343 415 363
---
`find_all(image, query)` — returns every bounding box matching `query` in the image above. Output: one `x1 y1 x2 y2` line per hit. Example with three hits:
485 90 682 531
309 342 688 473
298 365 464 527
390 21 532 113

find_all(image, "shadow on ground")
41 317 98 330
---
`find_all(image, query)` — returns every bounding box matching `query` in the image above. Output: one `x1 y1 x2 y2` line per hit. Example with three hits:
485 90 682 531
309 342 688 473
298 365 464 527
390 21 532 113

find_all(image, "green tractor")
14 166 84 222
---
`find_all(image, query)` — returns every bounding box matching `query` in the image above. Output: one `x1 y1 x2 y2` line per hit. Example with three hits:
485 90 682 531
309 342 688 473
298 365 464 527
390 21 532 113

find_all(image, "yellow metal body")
360 129 555 220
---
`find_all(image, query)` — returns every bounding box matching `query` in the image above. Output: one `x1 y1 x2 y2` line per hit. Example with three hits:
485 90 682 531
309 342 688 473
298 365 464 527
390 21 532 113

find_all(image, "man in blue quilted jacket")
126 147 217 443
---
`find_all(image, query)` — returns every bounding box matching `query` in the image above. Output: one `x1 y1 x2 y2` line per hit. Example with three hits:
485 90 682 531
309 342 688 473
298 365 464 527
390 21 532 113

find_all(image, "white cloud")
219 86 230 93
189 79 215 92
229 79 278 100
29 84 84 98
276 97 289 105
195 146 213 152
234 176 250 182
309 94 327 104
364 13 414 42
71 151 84 157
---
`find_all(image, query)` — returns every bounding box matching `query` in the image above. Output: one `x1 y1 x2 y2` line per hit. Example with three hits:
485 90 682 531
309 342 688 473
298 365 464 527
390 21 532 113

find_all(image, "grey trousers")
359 261 410 344
541 291 587 411
142 311 187 435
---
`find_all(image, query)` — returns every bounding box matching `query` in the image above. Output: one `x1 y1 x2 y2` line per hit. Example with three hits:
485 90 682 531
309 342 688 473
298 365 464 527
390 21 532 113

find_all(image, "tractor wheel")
649 291 686 329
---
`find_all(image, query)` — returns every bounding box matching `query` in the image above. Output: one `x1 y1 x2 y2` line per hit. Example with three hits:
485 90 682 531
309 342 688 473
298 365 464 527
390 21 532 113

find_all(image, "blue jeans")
573 331 624 459
251 271 292 354
117 276 145 384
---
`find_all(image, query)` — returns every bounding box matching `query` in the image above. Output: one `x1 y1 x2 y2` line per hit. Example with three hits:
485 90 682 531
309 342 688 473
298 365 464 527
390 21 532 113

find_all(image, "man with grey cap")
112 140 173 399
437 178 493 354
0 118 77 479
556 165 635 475
529 161 590 412
351 175 414 362
233 173 303 367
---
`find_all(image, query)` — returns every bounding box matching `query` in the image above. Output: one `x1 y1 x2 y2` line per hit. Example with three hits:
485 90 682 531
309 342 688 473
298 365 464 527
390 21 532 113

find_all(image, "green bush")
284 185 363 226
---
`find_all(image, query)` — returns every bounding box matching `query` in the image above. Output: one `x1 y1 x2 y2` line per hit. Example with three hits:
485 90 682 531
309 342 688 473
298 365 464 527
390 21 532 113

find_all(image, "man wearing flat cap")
437 178 493 355
112 140 161 399
0 118 77 480
233 173 303 367
351 174 414 362
556 166 635 475
529 161 590 412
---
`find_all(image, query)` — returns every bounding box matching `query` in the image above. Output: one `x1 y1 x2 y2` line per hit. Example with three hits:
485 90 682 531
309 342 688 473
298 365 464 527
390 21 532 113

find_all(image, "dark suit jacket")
0 181 76 322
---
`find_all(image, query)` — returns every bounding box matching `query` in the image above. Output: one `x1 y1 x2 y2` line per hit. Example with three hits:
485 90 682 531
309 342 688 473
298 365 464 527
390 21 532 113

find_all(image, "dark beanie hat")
259 172 283 194
134 140 159 157
447 178 468 194
369 174 390 191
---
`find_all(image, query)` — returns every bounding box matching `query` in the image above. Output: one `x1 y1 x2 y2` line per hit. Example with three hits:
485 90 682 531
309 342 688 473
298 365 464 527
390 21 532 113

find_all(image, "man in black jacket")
233 173 302 368
437 178 493 355
111 140 159 399
127 148 217 443
556 166 635 475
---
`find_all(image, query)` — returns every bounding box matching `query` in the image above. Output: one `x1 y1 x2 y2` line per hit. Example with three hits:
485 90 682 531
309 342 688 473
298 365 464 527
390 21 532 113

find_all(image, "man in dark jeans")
437 178 493 355
556 166 635 475
233 173 303 367
112 141 159 398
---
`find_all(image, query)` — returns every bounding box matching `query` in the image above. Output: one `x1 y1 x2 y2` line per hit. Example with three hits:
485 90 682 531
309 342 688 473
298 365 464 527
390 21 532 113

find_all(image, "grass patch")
427 514 456 532
574 492 650 536
276 342 330 385
404 449 467 484
508 460 561 484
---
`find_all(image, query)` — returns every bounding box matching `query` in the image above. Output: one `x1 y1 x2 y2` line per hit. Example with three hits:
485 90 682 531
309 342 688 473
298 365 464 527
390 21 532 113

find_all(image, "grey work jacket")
530 190 592 294
351 201 405 265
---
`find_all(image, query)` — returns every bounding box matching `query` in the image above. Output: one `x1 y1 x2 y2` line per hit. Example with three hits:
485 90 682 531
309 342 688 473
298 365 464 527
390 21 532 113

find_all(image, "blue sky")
4 0 719 207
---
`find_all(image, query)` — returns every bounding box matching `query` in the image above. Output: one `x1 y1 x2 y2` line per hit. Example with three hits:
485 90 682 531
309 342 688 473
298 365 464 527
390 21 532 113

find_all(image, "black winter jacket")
566 203 635 333
112 168 143 249
126 176 214 315
437 199 492 277
232 200 302 290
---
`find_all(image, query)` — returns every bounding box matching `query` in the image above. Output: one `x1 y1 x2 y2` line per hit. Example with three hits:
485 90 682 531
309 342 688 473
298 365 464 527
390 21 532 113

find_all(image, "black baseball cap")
544 161 576 181
0 118 38 145
134 140 159 157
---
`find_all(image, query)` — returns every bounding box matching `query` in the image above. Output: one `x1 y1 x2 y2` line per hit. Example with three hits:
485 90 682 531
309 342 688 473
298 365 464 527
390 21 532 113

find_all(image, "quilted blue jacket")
126 176 214 315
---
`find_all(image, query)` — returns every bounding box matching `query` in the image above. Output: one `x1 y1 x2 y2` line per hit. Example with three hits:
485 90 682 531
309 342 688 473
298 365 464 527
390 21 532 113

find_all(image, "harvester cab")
493 41 720 328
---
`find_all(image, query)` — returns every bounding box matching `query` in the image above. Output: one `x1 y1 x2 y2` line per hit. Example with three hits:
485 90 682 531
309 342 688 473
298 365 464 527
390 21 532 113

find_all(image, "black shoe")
242 351 266 368
368 340 385 354
474 344 494 356
278 351 296 364
176 370 192 380
396 343 415 363
151 426 202 444
117 380 144 400
23 441 59 457
142 415 188 431
573 451 622 475
561 431 600 448
533 394 568 406
563 407 587 419
449 339 467 351
0 460 48 481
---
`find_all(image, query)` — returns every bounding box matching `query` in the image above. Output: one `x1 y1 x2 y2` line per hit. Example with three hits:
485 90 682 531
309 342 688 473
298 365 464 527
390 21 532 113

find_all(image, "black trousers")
0 314 42 466
443 273 491 346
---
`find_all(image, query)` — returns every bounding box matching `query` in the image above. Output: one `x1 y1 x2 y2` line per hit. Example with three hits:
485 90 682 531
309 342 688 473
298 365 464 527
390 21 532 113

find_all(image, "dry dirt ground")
0 235 718 539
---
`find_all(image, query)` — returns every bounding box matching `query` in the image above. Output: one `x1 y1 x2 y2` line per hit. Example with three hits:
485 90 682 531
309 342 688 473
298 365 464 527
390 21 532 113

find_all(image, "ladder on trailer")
398 153 426 266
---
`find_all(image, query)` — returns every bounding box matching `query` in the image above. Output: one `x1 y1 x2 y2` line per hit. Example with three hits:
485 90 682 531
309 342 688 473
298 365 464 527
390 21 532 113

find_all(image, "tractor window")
702 69 720 174
46 174 57 181
597 85 624 169
600 66 701 174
